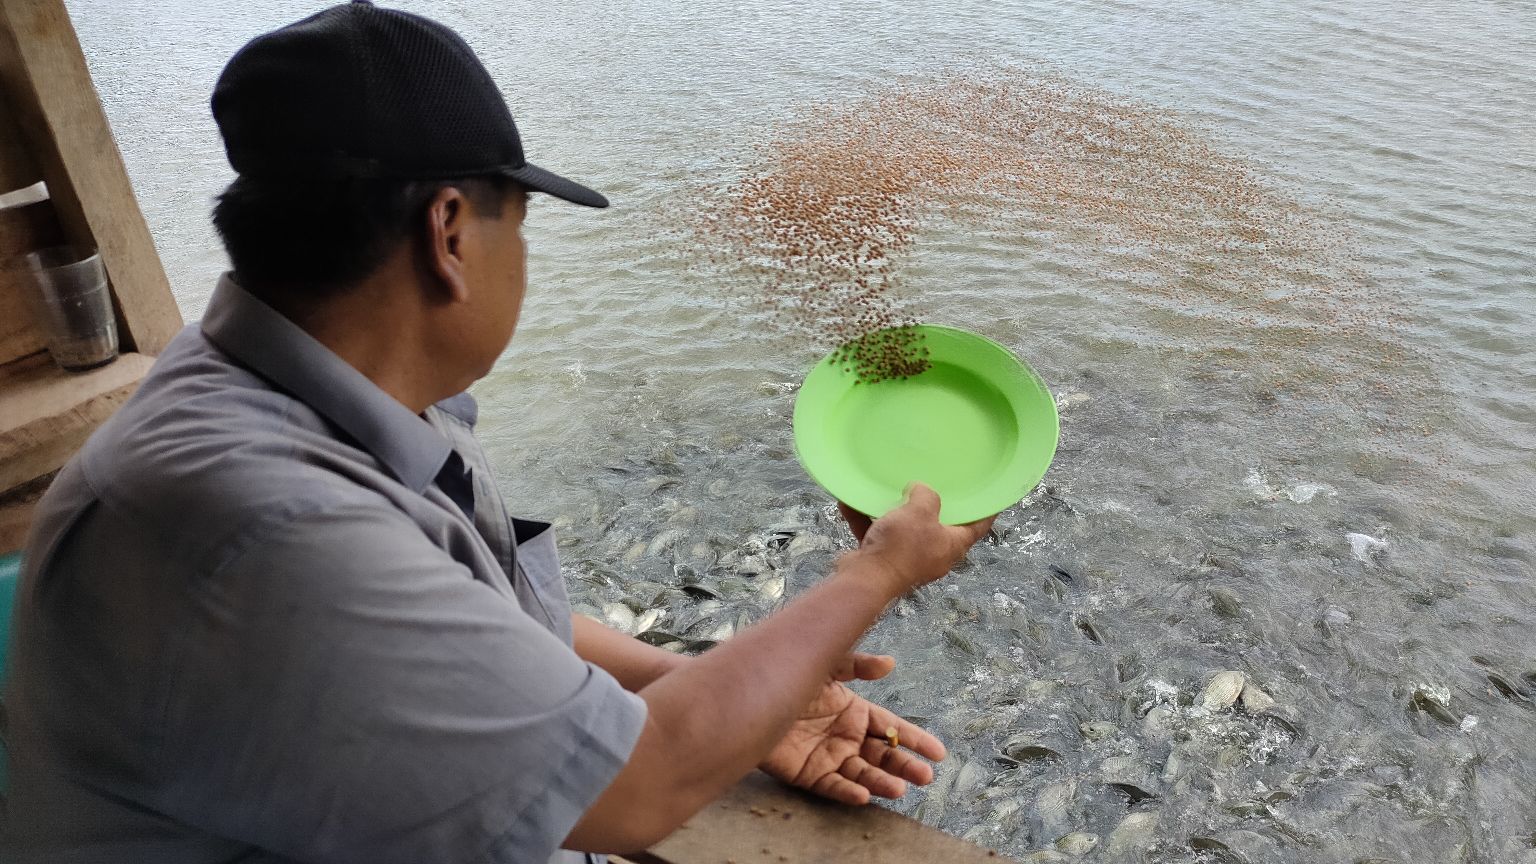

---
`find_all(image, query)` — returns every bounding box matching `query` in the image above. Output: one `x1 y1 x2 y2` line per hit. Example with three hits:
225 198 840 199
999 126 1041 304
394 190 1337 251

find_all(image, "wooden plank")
641 772 1018 864
0 0 182 355
0 195 65 365
0 350 153 491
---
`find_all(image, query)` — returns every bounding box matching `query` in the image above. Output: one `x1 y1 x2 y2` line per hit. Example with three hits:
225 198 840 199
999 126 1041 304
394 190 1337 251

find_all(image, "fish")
1200 671 1246 711
1105 811 1159 854
601 602 636 633
1239 681 1276 712
1055 832 1099 856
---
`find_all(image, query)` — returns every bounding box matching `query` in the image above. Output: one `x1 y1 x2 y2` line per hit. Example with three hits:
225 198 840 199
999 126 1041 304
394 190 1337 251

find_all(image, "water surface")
70 1 1536 861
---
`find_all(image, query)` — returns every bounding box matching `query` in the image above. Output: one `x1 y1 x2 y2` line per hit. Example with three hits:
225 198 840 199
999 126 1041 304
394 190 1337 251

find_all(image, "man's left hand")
759 652 946 805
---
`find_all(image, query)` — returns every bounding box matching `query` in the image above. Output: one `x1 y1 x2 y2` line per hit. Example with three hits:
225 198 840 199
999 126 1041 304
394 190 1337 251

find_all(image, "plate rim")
792 324 1059 525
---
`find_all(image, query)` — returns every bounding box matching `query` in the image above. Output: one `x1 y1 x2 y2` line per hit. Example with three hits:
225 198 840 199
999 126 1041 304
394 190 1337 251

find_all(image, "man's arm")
563 485 992 854
571 613 684 691
573 614 900 701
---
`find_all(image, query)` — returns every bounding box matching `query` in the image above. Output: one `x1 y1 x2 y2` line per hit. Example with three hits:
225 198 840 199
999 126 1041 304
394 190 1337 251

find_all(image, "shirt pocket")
512 519 574 645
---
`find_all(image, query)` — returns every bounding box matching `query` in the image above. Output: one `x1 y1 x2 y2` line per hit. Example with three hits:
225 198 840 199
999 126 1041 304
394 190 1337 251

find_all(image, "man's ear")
424 186 472 303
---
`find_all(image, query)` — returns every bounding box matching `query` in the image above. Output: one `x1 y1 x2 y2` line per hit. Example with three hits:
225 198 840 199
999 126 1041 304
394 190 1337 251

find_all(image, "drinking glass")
22 245 118 371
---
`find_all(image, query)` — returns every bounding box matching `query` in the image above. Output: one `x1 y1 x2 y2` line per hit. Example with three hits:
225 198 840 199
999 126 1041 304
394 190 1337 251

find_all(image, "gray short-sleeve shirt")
1 276 646 863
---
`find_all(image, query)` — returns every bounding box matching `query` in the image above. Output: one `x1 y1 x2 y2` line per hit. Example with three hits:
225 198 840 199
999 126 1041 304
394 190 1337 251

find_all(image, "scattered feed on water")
685 66 1431 450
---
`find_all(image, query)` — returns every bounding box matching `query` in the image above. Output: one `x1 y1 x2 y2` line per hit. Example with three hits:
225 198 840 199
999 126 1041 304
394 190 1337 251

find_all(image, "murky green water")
72 0 1535 861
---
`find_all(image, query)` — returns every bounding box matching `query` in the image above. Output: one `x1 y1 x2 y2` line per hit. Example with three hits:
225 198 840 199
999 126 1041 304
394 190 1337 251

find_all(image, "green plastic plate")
793 325 1059 525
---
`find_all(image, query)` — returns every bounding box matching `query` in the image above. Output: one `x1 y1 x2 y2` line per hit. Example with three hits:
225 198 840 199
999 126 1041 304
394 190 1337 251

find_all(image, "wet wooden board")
615 771 1017 864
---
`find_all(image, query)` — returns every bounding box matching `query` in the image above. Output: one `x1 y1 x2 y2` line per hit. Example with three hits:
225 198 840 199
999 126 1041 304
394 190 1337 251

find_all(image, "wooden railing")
0 0 181 553
617 772 1016 864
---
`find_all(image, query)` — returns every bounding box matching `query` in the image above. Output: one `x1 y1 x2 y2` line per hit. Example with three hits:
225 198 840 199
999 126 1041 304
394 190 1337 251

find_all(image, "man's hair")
212 174 514 294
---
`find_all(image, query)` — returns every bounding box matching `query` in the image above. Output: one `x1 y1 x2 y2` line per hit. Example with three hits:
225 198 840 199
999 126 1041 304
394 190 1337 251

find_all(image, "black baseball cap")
211 0 607 207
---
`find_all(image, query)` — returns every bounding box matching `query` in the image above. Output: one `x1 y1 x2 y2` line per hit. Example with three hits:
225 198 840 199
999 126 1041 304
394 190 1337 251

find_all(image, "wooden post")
0 0 182 355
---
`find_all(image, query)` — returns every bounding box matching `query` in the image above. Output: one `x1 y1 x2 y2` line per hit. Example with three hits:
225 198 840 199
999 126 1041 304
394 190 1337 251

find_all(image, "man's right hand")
845 483 995 596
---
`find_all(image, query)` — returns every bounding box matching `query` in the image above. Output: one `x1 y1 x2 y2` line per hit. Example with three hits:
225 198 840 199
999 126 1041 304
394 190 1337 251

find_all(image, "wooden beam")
0 0 182 355
636 772 1018 864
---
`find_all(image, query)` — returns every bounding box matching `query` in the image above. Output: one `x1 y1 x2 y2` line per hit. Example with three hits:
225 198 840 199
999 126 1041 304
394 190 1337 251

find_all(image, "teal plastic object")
0 551 18 793
0 552 18 682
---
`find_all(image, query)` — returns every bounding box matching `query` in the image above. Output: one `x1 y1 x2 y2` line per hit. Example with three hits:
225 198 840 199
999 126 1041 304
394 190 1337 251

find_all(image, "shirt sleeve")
148 503 647 864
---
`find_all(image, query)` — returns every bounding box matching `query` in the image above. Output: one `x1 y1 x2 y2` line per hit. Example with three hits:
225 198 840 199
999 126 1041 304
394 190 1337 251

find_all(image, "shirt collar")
200 273 452 493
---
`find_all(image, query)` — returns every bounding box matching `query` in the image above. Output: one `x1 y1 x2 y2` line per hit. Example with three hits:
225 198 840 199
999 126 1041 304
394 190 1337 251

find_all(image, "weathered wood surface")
614 771 1017 864
0 0 182 354
0 350 153 491
0 0 183 551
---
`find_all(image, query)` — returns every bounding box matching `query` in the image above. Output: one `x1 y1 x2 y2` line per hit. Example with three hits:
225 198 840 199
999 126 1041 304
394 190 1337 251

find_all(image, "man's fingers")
838 755 909 799
852 653 895 681
832 653 895 682
900 482 943 517
871 705 947 763
811 771 872 806
836 501 872 543
951 514 997 546
860 737 936 786
831 655 856 682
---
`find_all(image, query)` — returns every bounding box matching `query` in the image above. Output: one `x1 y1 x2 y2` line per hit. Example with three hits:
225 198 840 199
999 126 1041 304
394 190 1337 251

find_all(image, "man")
1 2 995 862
